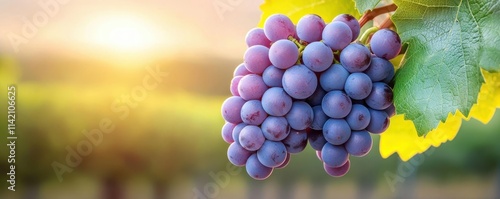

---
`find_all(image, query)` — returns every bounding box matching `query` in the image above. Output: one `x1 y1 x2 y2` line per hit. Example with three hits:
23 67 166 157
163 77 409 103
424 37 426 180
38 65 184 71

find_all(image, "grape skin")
261 116 290 141
345 130 373 157
322 21 352 51
261 87 293 116
365 82 393 110
344 73 373 100
269 39 299 69
264 14 296 42
257 140 288 168
302 42 334 72
296 14 325 43
320 64 350 92
241 100 268 125
282 65 318 99
246 154 273 180
239 125 266 151
285 101 314 131
244 45 271 74
262 66 285 87
323 118 351 145
221 96 246 124
227 142 252 166
322 143 349 168
238 74 268 101
370 29 402 60
322 90 352 118
246 28 271 47
282 129 308 154
333 14 360 41
340 43 372 72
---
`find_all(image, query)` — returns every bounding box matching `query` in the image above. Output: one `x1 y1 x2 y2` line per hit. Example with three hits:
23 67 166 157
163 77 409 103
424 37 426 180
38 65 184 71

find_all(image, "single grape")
365 82 393 110
238 74 268 101
264 14 296 42
322 21 352 51
286 101 314 131
282 129 308 154
306 86 326 106
308 129 327 151
322 90 352 118
323 118 351 145
261 116 290 141
345 130 372 157
282 65 318 99
320 64 350 92
227 142 252 166
322 143 349 168
262 66 285 87
232 123 247 145
340 43 371 72
239 125 266 151
364 56 395 82
245 28 271 47
302 42 334 72
244 45 271 74
234 63 252 77
296 14 325 43
370 29 402 60
246 153 273 180
257 140 288 168
344 73 373 100
345 104 371 130
276 153 291 169
385 103 396 117
222 122 236 144
241 100 268 125
230 76 242 96
333 14 360 41
311 105 328 130
366 109 390 134
269 39 299 69
324 159 350 177
221 96 246 124
261 87 293 116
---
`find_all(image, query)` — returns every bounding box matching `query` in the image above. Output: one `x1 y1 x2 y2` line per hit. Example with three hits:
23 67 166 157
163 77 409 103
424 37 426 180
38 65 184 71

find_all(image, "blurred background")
0 0 499 198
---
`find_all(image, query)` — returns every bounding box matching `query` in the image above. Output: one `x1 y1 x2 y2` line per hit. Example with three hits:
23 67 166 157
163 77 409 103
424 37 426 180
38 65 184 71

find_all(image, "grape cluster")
221 13 401 180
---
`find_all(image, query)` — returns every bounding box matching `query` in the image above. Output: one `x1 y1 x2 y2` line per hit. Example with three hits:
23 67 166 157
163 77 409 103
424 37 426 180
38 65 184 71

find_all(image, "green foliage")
353 0 381 14
392 0 500 136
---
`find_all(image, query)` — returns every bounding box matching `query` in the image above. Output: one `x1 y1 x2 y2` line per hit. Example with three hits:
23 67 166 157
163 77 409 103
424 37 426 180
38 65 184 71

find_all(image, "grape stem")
358 26 379 45
358 4 398 28
379 17 395 30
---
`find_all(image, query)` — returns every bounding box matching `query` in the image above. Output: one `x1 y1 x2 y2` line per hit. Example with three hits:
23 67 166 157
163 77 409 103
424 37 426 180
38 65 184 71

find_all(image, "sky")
0 0 264 60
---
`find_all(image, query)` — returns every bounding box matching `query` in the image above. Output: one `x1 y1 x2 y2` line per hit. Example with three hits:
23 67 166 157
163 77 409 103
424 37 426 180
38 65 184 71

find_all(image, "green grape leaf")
353 0 381 14
392 0 500 136
258 0 360 27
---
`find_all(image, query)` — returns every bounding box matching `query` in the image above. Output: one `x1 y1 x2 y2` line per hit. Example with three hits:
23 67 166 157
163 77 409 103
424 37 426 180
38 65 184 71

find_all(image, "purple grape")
322 21 352 50
333 14 360 41
320 64 350 92
239 125 266 151
241 100 268 125
365 82 393 110
366 109 390 134
245 28 271 47
322 143 349 168
370 29 402 60
230 76 242 96
345 130 372 157
257 140 288 168
282 65 318 99
282 129 308 154
232 123 246 145
306 86 326 106
323 118 351 145
264 14 296 42
276 153 291 169
244 45 271 74
261 116 290 141
262 66 285 87
227 142 252 166
340 43 371 72
316 150 323 161
246 153 273 180
221 96 246 124
302 42 334 72
344 73 373 100
385 103 396 117
308 129 327 151
269 39 299 69
222 122 236 144
261 87 293 116
364 56 395 82
285 101 313 131
345 104 371 130
311 105 328 130
296 14 325 43
324 159 350 177
322 90 352 118
238 74 268 100
234 63 252 76
383 66 395 84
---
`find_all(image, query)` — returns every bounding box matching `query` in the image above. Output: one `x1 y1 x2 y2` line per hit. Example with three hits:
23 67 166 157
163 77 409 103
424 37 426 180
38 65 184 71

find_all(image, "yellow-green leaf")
258 0 360 28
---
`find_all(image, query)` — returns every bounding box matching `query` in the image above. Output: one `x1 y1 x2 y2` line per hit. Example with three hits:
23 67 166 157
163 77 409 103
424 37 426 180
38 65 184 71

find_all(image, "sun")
86 15 159 52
